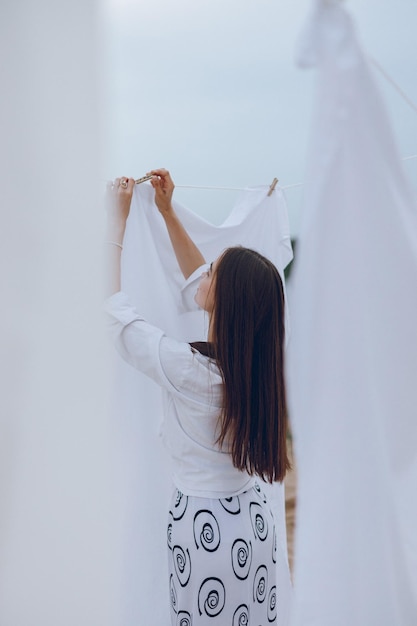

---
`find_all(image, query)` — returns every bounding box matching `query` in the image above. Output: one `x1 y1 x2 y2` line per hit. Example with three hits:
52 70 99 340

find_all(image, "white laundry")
112 182 294 626
288 2 417 625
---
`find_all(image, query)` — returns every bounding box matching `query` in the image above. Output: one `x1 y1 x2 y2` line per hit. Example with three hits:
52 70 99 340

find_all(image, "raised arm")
148 168 206 279
105 176 135 296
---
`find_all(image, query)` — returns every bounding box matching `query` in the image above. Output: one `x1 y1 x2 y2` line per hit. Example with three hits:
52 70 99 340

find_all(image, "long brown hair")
210 247 290 483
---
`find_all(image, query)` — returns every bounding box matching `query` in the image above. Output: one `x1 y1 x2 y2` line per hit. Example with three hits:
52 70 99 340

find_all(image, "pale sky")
101 0 417 234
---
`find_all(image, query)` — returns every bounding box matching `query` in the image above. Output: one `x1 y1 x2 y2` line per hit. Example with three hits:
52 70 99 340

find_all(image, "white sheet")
288 2 417 624
113 182 293 625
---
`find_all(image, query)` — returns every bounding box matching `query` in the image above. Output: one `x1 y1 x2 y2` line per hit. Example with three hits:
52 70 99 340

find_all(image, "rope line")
176 155 416 192
104 156 416 191
370 57 417 115
176 185 245 191
176 182 306 191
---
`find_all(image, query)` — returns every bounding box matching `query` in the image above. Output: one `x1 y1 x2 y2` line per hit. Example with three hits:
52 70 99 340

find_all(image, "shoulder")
160 337 223 402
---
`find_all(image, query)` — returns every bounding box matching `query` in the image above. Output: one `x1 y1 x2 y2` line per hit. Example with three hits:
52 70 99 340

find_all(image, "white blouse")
105 291 255 498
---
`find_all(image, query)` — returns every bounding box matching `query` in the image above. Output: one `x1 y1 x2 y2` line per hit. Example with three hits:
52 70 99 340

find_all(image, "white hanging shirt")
106 290 256 497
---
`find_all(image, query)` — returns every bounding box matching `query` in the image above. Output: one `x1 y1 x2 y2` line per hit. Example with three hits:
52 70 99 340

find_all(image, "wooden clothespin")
267 177 279 196
135 174 154 185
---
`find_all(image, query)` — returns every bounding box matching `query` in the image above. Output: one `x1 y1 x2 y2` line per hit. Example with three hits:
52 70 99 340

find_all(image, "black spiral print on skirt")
193 510 221 552
198 577 226 618
231 538 252 580
177 610 192 626
268 586 277 622
250 501 269 541
170 491 189 520
272 524 277 564
253 564 268 603
173 545 192 587
219 495 241 514
167 483 282 624
170 574 178 615
167 522 173 551
253 481 268 504
233 604 249 626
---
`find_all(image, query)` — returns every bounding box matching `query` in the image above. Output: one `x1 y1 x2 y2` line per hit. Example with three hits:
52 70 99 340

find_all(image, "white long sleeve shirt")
105 290 255 498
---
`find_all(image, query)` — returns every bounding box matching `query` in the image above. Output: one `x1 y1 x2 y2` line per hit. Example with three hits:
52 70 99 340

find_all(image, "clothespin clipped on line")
267 177 279 197
135 174 154 184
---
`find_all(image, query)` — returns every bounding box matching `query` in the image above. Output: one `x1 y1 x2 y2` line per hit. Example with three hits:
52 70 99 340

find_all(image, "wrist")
161 204 177 222
106 219 126 242
106 228 125 244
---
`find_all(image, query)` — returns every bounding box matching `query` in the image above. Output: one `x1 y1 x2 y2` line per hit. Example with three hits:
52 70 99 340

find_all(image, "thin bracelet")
106 241 123 250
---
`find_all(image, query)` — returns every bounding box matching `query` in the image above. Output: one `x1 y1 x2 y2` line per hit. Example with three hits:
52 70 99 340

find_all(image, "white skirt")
167 482 290 625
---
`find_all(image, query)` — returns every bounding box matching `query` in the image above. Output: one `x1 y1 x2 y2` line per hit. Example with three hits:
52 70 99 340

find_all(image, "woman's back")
106 291 256 497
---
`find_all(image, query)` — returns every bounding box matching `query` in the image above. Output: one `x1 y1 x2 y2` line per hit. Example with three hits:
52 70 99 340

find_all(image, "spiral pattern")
167 522 173 550
167 487 283 625
253 482 267 503
272 525 277 564
172 546 191 587
170 490 188 520
250 501 268 541
198 578 226 617
268 586 277 622
193 510 221 552
232 604 249 626
219 495 241 515
177 610 192 626
231 538 252 580
253 565 268 603
169 574 177 614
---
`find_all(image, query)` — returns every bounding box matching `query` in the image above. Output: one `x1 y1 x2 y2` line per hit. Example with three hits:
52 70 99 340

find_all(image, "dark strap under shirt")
189 341 217 359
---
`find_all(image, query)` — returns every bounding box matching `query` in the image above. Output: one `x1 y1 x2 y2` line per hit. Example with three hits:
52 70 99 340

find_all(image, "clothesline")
370 57 417 114
175 182 305 191
175 155 417 192
104 154 416 193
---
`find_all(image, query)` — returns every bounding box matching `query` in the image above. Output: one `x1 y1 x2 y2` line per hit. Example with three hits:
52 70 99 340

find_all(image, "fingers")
151 178 166 205
147 168 175 189
147 168 170 177
150 176 165 198
111 177 134 193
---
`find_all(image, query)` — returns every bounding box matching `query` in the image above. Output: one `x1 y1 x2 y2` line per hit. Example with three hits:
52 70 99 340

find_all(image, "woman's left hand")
106 177 135 226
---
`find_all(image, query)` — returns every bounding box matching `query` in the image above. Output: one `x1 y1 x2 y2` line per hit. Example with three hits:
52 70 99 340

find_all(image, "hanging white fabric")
288 1 417 625
112 181 294 626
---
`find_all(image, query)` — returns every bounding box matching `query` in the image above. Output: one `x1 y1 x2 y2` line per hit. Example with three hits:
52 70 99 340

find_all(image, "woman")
105 169 291 625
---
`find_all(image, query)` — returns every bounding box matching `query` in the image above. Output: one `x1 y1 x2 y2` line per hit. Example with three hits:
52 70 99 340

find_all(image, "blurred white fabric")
288 1 417 625
114 182 293 625
0 2 124 625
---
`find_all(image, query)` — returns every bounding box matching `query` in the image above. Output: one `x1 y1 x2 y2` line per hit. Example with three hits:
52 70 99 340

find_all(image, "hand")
106 177 135 226
148 168 175 216
106 176 135 243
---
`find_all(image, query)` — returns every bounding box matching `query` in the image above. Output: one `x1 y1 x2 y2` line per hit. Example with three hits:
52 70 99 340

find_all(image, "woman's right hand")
148 168 175 217
147 168 206 278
